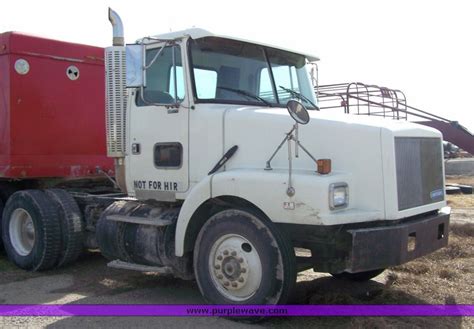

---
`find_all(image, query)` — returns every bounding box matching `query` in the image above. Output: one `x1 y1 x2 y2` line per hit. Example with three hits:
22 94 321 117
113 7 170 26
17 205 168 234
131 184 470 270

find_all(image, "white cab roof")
147 28 319 62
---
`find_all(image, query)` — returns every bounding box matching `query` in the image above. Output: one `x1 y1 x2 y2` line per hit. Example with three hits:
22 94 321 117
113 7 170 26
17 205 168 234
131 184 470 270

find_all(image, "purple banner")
0 305 472 317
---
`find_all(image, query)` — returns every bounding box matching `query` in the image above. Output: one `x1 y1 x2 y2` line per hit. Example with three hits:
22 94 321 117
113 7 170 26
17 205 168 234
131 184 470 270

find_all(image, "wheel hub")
9 208 36 256
209 234 262 301
214 248 249 290
223 258 240 278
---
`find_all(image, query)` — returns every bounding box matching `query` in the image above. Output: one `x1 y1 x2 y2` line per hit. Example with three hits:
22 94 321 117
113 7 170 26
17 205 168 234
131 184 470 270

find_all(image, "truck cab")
101 8 450 304
124 29 318 201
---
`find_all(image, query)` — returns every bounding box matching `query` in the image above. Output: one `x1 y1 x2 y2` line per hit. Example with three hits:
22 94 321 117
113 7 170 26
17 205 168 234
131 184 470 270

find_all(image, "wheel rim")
208 234 262 301
9 208 36 256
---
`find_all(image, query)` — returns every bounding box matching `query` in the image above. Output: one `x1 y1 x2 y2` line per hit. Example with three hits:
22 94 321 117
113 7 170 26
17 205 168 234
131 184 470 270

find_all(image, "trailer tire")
2 190 61 271
45 189 84 267
331 269 385 282
194 209 296 307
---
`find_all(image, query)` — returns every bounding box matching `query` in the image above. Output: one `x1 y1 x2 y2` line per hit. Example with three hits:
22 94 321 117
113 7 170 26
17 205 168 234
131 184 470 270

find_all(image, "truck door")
127 42 189 201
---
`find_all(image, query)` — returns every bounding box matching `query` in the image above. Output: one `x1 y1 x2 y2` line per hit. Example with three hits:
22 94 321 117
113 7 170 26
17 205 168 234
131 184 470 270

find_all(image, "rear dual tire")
1 189 84 271
2 190 62 271
0 198 4 252
0 183 18 252
45 189 84 267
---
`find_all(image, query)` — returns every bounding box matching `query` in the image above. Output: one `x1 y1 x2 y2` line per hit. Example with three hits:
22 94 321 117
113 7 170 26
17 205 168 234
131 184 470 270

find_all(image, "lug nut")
238 258 244 263
217 255 223 261
214 265 221 270
224 281 230 287
231 251 237 256
241 268 247 273
231 282 238 288
238 277 244 283
217 274 223 279
223 250 229 256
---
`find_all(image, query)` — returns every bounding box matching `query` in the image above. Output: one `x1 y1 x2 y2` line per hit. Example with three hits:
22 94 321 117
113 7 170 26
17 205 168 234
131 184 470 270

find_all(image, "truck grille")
395 137 444 210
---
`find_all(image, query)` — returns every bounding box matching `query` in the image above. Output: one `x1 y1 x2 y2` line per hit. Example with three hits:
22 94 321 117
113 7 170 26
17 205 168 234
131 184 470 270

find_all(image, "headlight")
329 183 348 210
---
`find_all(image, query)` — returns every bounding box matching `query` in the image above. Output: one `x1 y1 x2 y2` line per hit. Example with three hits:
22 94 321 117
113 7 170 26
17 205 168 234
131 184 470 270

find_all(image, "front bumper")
277 208 450 273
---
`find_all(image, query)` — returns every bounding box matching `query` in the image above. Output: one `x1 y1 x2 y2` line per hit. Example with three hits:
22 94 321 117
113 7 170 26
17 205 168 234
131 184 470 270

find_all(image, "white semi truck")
1 8 450 305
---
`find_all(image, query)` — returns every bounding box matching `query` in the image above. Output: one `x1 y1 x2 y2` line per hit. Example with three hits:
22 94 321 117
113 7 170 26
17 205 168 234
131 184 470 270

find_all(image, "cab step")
106 214 173 226
107 260 173 274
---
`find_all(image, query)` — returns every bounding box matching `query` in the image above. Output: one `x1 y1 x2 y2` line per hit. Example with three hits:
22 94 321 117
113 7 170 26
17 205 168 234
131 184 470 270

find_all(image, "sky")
1 0 473 132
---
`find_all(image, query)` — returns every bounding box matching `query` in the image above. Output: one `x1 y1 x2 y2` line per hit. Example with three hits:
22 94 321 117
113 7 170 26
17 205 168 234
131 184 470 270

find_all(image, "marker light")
317 159 331 174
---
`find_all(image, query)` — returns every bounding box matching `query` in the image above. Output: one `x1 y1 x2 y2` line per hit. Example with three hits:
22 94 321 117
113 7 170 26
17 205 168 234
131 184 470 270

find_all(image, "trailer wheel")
331 269 385 281
194 209 296 305
45 189 84 267
2 190 61 271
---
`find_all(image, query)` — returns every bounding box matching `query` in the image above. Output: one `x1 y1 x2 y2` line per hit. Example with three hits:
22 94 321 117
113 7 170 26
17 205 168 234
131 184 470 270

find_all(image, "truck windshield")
189 37 318 109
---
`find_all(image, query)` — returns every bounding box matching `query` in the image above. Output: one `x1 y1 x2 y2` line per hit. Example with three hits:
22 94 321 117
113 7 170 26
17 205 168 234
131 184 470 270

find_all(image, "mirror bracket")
265 100 318 197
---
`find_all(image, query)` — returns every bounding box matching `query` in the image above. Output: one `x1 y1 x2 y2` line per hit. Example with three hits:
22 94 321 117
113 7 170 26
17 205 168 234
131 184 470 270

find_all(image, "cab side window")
136 45 185 106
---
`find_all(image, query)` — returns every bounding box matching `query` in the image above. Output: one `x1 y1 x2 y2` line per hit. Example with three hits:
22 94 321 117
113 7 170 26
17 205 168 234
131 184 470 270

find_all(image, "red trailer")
0 32 113 179
0 32 118 269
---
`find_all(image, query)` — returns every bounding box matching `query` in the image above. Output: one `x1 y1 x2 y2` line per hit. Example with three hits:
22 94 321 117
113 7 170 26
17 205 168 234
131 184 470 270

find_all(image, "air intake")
105 46 127 157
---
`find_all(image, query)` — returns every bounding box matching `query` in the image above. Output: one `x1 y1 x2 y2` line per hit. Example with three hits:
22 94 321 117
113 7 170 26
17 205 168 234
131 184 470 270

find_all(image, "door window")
136 45 185 106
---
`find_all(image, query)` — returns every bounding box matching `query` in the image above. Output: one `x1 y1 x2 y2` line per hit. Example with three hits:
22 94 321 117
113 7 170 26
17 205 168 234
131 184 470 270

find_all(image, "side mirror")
287 100 310 125
126 44 145 88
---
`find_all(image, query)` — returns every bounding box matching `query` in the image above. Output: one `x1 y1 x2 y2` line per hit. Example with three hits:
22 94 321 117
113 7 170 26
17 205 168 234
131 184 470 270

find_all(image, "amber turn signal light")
317 159 331 174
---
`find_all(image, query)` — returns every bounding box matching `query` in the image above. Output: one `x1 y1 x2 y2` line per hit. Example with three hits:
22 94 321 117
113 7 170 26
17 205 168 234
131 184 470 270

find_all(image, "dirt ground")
0 177 473 328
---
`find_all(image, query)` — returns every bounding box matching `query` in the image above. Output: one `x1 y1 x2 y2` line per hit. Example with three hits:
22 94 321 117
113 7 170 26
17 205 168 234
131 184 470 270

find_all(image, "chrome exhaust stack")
105 8 127 192
109 8 124 46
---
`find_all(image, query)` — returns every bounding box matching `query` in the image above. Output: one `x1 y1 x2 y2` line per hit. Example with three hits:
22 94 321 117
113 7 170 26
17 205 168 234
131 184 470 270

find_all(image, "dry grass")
445 175 474 210
446 175 474 186
450 222 474 236
447 194 474 208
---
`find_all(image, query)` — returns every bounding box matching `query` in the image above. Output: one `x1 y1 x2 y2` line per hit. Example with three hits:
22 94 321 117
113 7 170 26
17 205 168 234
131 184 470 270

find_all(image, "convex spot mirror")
287 99 310 125
126 44 145 88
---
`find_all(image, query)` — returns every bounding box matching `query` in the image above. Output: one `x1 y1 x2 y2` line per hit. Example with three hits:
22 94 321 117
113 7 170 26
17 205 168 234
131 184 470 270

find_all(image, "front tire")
2 190 61 271
194 209 296 305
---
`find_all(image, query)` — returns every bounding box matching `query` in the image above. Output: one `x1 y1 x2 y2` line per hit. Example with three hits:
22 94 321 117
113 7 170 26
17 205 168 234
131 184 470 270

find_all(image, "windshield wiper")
217 86 273 107
279 86 319 110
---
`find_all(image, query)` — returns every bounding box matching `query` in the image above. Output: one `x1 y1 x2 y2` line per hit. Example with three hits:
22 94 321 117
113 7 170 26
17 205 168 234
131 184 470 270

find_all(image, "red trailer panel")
0 32 113 179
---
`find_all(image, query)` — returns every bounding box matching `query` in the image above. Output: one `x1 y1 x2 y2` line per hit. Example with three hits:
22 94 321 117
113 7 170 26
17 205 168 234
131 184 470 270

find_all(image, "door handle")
167 108 179 114
132 143 141 155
